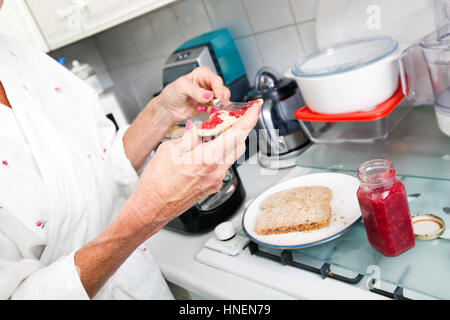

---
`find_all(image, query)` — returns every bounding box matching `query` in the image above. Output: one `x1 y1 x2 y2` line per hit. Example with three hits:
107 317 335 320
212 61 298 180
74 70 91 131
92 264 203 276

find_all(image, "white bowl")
292 36 400 114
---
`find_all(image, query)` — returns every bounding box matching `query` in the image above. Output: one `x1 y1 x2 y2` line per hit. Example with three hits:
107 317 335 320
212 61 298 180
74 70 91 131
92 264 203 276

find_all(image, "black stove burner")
247 241 411 300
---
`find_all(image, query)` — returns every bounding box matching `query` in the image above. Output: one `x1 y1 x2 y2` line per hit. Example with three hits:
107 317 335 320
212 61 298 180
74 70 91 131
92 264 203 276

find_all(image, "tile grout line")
146 6 178 60
232 20 315 42
88 37 109 74
92 34 119 75
170 1 189 42
240 0 266 68
106 54 170 74
127 16 155 63
144 13 164 61
201 0 215 31
288 0 306 56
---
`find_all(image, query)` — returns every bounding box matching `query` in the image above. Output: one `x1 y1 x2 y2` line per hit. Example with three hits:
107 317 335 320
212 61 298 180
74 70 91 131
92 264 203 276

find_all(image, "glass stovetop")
273 171 450 300
288 106 450 300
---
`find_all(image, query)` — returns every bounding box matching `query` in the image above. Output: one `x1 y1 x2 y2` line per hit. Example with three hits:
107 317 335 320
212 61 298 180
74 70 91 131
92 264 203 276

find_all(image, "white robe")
0 35 173 300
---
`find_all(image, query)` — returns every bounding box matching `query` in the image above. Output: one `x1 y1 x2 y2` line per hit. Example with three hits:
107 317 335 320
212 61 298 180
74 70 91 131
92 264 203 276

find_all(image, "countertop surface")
146 157 384 300
145 105 447 300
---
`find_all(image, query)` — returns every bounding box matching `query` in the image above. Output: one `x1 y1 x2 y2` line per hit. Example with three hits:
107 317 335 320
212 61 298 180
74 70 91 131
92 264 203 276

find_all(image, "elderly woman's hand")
127 103 259 227
157 66 231 122
75 93 258 298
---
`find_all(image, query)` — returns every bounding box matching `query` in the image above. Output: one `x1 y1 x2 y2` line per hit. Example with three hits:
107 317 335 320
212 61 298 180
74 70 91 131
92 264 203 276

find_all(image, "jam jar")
356 159 415 256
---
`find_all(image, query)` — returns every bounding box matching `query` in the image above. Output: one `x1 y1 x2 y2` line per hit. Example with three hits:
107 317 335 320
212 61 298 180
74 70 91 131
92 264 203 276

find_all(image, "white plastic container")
71 60 104 95
435 106 450 137
399 29 450 138
292 36 400 114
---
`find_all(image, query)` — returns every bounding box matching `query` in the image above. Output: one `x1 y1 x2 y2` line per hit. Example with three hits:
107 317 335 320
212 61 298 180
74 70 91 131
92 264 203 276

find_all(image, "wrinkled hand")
127 104 259 227
157 66 231 122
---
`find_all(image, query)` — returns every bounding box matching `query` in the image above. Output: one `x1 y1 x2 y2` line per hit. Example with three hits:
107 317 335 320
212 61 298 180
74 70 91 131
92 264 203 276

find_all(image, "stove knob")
214 222 236 241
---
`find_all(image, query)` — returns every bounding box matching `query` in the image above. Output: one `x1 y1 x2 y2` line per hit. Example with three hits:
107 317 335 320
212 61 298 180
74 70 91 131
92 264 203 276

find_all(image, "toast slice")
197 99 263 137
255 186 332 235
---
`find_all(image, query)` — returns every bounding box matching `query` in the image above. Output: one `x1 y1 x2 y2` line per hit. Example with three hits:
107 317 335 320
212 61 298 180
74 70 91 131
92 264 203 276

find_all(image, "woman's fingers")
178 77 214 105
222 86 231 102
179 120 201 153
222 105 259 164
193 67 230 102
197 105 208 113
210 76 228 102
205 104 260 166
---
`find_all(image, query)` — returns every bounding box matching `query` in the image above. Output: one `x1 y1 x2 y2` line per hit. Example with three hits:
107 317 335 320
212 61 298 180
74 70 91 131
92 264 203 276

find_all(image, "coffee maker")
161 29 248 234
162 28 250 101
246 67 311 169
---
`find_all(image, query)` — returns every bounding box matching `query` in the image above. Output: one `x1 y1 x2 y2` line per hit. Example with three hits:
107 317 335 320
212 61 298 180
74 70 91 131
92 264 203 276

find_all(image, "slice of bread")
197 111 242 137
197 99 263 137
255 186 332 235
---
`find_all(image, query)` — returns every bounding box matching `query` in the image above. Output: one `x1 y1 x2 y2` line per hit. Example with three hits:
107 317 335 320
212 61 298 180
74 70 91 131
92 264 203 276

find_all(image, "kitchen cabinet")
0 0 49 52
25 0 82 51
26 0 176 50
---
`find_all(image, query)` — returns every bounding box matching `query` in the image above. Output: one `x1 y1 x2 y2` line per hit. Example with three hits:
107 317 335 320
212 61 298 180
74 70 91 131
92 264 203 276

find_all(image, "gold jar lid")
411 214 445 240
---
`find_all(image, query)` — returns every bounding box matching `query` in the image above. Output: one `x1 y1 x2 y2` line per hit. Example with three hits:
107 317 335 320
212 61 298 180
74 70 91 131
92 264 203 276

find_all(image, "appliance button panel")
176 52 191 62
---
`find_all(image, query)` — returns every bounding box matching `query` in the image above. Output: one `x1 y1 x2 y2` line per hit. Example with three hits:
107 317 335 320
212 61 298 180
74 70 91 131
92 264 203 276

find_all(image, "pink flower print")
88 154 92 159
54 87 63 93
1 160 8 166
35 219 47 229
103 148 107 153
142 247 147 252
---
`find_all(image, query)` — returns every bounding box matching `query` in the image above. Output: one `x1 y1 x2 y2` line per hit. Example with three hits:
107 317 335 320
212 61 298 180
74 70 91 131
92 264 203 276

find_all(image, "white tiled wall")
50 0 319 122
243 0 295 33
204 0 252 38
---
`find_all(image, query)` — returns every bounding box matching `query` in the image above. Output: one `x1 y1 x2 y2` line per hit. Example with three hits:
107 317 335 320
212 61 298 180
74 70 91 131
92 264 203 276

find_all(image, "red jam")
199 104 251 129
356 159 415 257
229 106 249 118
199 112 223 129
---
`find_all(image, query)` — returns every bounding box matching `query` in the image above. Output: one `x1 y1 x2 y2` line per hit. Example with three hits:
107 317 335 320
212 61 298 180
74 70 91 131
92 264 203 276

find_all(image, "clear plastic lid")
434 0 450 42
292 36 398 77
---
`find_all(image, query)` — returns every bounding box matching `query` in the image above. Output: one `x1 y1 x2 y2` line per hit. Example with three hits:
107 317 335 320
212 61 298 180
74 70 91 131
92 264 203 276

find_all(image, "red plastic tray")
294 85 405 122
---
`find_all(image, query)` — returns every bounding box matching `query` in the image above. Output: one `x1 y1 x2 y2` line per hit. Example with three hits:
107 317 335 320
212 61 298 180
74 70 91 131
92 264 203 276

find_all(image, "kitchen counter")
146 156 385 300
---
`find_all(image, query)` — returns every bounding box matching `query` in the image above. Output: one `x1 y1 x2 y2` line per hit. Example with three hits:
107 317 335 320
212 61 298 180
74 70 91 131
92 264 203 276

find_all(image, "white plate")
242 172 362 249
